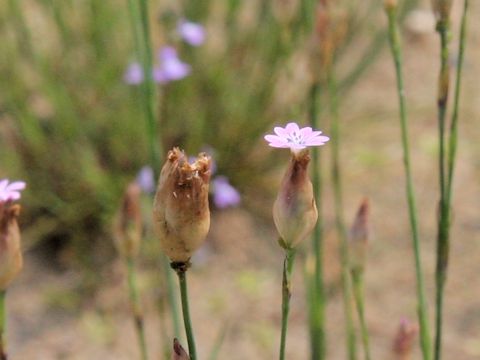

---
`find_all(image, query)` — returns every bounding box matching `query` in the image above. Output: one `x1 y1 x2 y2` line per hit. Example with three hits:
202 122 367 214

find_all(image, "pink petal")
273 126 289 138
285 122 300 135
304 130 323 140
305 136 330 146
7 192 21 201
299 127 313 138
0 179 8 193
264 135 289 147
6 181 26 192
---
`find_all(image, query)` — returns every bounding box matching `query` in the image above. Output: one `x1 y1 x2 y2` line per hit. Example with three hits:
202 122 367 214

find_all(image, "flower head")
349 198 370 274
0 179 26 202
153 46 191 84
212 176 241 209
136 166 155 194
177 20 206 46
0 203 23 290
172 338 190 360
264 122 329 153
123 62 144 85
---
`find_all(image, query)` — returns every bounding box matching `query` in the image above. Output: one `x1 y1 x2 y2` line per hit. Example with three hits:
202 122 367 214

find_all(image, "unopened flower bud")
172 338 190 360
384 0 397 11
431 0 453 22
153 148 211 263
349 198 369 274
0 203 23 290
273 150 318 249
113 182 143 259
392 318 418 359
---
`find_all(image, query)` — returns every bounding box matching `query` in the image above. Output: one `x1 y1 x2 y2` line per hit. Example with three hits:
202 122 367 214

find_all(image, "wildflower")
0 179 26 202
123 62 144 85
349 198 370 274
212 176 241 209
0 179 25 290
136 166 155 194
113 182 143 259
393 318 418 359
177 20 206 46
153 47 191 84
264 122 330 153
153 148 211 263
172 338 190 360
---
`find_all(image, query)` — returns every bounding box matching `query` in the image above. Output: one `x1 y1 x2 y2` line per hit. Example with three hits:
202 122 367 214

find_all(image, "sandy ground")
5 1 480 359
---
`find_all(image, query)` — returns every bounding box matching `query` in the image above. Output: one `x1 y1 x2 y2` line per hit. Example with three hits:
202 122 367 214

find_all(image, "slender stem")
0 291 7 360
137 0 162 165
279 249 296 360
163 256 182 338
351 271 371 360
385 6 432 360
434 14 452 360
176 267 197 360
308 82 326 360
126 258 149 360
328 70 357 360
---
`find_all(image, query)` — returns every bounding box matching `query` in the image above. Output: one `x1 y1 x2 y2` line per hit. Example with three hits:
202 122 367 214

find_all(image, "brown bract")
113 182 142 259
153 148 211 263
172 338 190 360
273 150 318 249
432 0 453 21
0 203 23 291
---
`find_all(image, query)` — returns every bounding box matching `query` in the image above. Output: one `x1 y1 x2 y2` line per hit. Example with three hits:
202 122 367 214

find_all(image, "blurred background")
0 0 479 358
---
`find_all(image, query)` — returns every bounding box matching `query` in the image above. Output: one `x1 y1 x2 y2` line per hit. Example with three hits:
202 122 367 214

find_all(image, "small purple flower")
0 179 26 202
136 166 155 194
153 46 191 84
212 176 241 209
123 62 144 85
264 122 330 152
177 20 206 46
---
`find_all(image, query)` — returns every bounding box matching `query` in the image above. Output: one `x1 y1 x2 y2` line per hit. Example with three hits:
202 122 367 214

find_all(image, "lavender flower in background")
0 179 26 202
153 46 191 84
136 166 155 194
123 62 144 85
177 20 206 46
264 122 330 152
212 176 241 209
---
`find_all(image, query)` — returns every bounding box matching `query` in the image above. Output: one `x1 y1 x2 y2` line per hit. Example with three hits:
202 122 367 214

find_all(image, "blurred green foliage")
0 0 416 269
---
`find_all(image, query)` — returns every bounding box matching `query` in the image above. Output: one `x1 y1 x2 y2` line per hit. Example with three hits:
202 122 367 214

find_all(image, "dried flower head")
153 148 211 263
431 0 453 21
273 150 318 249
172 338 190 360
349 198 370 274
0 203 23 290
113 182 143 259
264 122 329 153
393 318 418 359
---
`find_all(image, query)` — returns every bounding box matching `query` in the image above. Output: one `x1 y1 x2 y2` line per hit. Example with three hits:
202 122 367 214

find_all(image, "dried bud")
0 203 23 290
349 198 369 274
172 338 190 360
273 150 318 249
431 0 453 21
113 182 142 259
153 148 211 263
392 318 418 359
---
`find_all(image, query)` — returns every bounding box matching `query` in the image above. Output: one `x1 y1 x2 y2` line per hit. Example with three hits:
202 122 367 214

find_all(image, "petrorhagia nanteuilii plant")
153 148 212 360
392 318 419 360
113 181 149 360
172 338 190 360
0 179 26 360
348 199 371 360
264 122 329 360
384 1 432 359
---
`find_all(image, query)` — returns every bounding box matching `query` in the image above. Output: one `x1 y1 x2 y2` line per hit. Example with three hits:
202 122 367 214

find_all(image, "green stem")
385 6 432 360
127 258 149 360
308 82 326 360
176 267 197 360
163 256 182 338
279 249 296 360
328 70 357 360
351 271 371 360
0 291 6 360
434 15 452 360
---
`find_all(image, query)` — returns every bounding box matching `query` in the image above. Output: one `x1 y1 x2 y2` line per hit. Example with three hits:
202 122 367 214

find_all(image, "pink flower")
0 179 26 202
264 122 330 152
177 20 206 46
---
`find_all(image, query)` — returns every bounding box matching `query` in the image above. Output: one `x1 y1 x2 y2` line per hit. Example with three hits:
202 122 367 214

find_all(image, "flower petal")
285 122 300 135
5 181 26 192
